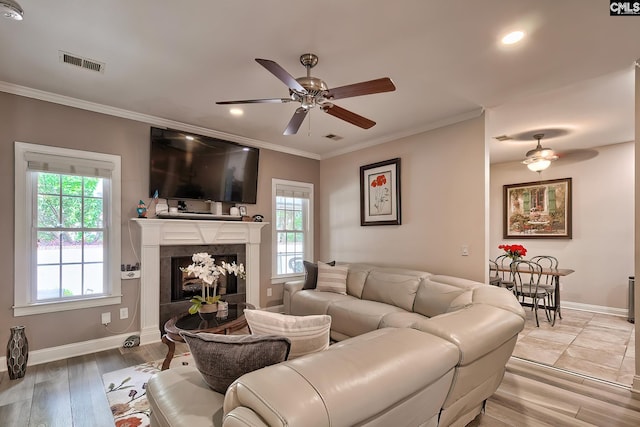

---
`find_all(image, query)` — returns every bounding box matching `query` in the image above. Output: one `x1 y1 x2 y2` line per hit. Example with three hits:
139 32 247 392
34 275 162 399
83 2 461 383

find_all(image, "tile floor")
513 307 636 385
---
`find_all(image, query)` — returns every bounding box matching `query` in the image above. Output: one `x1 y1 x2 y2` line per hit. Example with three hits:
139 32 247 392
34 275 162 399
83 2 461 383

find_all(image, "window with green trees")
272 179 313 280
14 142 121 315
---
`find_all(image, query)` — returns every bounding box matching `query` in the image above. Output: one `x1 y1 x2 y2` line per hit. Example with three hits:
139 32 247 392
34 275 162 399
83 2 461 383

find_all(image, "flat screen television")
149 127 259 204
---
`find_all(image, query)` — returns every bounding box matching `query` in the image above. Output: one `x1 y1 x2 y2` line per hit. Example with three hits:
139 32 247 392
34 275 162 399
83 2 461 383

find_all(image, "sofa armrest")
223 407 269 427
283 280 304 314
412 304 524 365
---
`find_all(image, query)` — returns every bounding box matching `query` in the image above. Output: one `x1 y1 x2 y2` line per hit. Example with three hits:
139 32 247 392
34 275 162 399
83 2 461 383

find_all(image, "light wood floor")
1 341 639 426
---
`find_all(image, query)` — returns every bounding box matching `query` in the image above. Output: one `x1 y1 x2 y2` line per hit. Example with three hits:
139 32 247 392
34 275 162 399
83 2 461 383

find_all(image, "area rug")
102 352 194 427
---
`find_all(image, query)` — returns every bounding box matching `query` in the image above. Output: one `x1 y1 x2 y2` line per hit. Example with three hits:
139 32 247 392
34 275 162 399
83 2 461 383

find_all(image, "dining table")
492 262 574 326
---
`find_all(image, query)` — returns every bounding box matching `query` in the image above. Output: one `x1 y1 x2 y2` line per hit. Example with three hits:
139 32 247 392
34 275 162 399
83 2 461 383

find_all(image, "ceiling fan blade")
283 108 309 135
256 58 306 93
321 104 376 129
325 77 396 100
216 98 291 105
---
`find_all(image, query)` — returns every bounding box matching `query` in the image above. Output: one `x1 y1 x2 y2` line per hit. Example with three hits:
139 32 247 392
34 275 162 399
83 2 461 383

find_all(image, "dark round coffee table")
161 302 254 370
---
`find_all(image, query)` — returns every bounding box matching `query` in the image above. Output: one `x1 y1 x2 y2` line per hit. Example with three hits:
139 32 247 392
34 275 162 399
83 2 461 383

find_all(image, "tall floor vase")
6 326 28 380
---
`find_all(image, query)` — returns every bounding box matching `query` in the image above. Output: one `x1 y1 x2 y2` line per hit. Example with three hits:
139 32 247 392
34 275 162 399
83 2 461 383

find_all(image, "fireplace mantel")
133 218 268 344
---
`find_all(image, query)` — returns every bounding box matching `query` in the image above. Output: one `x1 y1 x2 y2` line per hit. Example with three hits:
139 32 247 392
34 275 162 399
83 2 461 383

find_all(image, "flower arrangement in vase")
180 253 246 316
498 244 527 260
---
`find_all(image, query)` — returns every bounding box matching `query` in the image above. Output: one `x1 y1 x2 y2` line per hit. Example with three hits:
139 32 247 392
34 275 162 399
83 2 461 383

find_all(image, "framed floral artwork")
503 177 572 239
360 158 401 226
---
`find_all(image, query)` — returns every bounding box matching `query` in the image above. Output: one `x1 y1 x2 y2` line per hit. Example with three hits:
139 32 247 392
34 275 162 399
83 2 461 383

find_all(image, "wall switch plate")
267 287 272 297
461 245 469 256
120 307 129 319
121 270 141 279
101 312 111 325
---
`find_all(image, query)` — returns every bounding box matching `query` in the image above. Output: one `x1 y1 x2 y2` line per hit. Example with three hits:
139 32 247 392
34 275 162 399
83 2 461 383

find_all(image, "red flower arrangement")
498 244 527 259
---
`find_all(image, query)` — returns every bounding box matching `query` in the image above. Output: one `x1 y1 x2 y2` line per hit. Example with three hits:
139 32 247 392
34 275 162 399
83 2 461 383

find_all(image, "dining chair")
510 259 554 327
494 254 516 290
530 255 560 320
489 259 501 286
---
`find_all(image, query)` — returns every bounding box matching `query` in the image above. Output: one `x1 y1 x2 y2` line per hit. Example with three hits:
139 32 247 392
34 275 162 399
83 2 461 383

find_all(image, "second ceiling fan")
216 53 396 135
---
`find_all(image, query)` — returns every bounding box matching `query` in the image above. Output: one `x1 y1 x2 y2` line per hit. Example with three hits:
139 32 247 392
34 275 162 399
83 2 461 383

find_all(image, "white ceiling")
0 1 638 162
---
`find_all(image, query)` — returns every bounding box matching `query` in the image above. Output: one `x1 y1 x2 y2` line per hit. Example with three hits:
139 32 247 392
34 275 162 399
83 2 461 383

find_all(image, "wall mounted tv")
149 127 259 204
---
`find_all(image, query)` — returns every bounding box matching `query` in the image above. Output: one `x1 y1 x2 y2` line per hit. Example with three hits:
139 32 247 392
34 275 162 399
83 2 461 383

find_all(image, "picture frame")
238 205 247 216
503 178 572 239
360 158 401 226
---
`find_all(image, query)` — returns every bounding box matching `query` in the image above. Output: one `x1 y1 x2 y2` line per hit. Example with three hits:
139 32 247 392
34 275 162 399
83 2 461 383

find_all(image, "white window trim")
14 142 122 316
271 178 313 284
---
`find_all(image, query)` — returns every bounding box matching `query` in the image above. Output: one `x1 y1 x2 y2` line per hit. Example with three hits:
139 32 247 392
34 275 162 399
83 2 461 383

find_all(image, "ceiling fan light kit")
522 133 558 172
217 53 396 135
0 0 23 20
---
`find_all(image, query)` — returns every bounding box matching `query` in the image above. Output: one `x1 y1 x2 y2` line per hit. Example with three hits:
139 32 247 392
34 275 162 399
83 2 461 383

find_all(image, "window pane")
37 265 60 299
294 210 303 230
61 264 82 296
61 175 83 196
276 209 285 230
84 198 103 228
61 232 83 263
84 263 103 294
38 173 60 195
85 232 103 262
37 232 60 265
38 195 60 228
83 177 103 197
285 210 293 229
62 196 82 228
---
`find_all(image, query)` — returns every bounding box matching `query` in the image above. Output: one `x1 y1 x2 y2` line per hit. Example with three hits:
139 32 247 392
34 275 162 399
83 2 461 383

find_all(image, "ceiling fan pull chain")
307 110 312 136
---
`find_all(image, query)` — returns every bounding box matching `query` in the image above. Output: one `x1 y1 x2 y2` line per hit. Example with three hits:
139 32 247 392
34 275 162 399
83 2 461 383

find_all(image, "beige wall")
0 92 319 350
490 142 634 310
319 115 486 281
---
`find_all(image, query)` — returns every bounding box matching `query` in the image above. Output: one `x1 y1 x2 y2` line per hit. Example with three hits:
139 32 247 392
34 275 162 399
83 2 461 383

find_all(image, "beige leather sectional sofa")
148 263 525 427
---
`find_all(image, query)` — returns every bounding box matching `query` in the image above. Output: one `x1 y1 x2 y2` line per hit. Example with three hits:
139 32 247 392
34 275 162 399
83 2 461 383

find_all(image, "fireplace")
171 255 238 302
134 218 267 345
160 244 245 329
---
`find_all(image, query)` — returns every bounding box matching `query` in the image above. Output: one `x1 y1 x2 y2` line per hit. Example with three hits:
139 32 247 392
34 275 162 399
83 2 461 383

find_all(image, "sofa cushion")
244 309 331 359
147 365 226 427
290 289 355 316
327 299 405 338
315 261 349 294
344 263 374 298
179 332 290 393
302 260 335 290
413 276 479 318
361 270 423 311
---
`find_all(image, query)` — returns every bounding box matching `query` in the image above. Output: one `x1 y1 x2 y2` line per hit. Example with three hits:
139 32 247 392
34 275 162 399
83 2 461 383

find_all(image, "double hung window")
14 142 121 315
272 179 313 282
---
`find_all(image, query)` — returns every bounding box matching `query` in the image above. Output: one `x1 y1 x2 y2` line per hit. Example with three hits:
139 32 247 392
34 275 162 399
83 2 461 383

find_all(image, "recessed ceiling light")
185 135 194 140
230 108 243 116
501 30 525 45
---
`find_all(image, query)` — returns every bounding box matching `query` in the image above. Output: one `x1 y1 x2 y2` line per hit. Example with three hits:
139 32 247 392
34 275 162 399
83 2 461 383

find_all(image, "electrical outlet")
120 307 129 319
101 312 111 325
461 245 469 256
267 287 272 297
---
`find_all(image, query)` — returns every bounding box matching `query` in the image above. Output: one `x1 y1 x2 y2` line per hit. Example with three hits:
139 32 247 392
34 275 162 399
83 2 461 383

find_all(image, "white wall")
319 115 486 282
490 141 634 311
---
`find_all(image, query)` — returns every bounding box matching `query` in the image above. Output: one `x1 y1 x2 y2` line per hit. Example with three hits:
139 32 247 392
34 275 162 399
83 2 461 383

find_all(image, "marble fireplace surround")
133 218 268 344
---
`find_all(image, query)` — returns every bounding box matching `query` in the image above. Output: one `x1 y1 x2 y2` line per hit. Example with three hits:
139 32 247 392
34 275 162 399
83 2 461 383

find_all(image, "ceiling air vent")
493 135 512 141
324 134 343 141
59 51 105 73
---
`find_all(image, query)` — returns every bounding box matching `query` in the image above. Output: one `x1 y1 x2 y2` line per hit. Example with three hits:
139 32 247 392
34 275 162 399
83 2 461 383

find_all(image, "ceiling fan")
216 53 396 135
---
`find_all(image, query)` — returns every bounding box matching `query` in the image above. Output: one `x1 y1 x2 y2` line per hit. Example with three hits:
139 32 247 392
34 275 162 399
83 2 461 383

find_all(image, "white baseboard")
0 331 147 373
562 301 629 318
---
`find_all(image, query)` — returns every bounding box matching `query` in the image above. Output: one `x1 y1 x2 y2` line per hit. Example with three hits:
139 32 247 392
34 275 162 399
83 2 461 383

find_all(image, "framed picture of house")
360 158 401 226
503 178 572 239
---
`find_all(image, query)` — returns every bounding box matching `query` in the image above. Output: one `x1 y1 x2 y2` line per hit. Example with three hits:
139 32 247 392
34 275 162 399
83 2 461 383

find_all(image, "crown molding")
320 107 484 159
0 81 321 160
